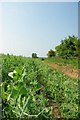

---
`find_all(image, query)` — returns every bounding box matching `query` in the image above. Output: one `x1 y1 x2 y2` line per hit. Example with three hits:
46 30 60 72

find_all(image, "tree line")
32 35 79 59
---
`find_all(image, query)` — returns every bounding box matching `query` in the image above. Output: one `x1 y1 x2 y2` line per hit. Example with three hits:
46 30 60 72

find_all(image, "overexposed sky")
1 0 79 2
0 2 78 57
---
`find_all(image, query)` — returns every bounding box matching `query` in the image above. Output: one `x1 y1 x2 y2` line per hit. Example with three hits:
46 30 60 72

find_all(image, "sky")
1 0 79 2
0 2 78 57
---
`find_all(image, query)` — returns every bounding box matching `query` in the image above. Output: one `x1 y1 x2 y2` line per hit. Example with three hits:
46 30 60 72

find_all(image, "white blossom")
8 70 16 78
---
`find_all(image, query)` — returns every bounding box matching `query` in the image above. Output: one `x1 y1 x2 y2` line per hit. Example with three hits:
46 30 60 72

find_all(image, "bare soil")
44 62 80 79
49 100 62 119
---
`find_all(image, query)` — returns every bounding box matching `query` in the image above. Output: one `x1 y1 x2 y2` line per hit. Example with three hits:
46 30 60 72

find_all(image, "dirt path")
49 100 62 119
44 62 80 79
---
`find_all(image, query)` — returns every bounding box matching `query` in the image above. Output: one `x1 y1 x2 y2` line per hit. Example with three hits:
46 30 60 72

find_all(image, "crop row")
1 54 78 119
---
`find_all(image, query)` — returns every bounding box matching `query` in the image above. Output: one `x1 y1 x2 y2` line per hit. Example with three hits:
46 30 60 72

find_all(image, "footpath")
44 61 80 79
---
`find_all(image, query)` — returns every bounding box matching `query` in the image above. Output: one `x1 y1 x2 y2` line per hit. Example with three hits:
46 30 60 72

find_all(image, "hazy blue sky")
1 2 78 57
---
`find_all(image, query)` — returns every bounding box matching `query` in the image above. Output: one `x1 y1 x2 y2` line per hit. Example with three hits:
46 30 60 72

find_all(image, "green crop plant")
1 54 78 119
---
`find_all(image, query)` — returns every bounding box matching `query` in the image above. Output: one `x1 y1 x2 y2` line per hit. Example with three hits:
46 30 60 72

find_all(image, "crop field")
0 54 79 119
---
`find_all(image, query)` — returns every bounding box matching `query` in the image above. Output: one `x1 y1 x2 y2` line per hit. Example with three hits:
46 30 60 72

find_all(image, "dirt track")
44 62 80 79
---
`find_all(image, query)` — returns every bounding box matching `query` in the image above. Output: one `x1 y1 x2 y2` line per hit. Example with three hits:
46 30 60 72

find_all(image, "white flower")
8 72 14 78
13 70 17 74
8 70 17 78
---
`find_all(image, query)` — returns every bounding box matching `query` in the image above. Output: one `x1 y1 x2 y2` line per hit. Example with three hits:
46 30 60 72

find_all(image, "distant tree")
41 58 45 61
55 35 78 58
47 49 56 58
32 53 38 58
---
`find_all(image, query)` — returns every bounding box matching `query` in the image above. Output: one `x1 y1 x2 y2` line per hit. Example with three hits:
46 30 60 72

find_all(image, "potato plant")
1 54 78 119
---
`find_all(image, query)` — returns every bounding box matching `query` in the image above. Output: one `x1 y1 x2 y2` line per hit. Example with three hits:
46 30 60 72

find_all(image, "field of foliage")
0 54 79 119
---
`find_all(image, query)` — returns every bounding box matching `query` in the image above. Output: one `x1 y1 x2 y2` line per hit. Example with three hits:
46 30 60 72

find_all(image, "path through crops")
43 61 80 79
43 61 79 118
